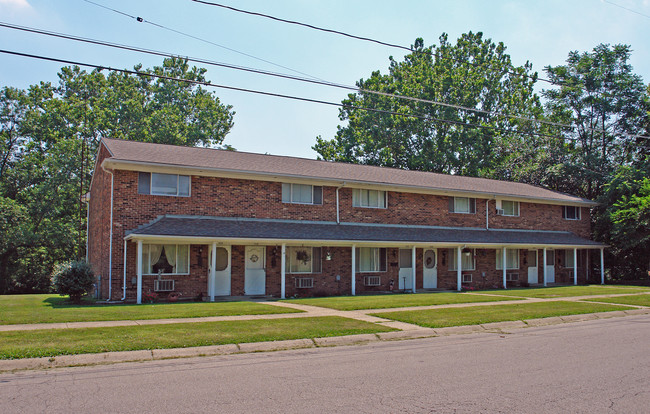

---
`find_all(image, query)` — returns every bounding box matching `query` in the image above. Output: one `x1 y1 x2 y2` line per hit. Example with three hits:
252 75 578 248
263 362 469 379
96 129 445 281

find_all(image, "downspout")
121 240 127 301
102 166 114 302
486 199 489 229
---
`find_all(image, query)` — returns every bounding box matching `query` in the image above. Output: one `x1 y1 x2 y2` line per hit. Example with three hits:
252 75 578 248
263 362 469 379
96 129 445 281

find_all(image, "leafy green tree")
313 33 543 176
0 58 235 293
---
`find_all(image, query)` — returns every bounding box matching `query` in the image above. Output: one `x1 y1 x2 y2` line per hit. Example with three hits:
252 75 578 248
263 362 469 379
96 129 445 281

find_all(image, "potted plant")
167 292 180 302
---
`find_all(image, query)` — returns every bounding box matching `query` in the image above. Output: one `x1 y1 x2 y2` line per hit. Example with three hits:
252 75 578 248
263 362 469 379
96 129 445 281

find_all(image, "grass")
475 285 650 299
0 294 300 325
0 316 395 359
372 301 632 328
283 291 520 311
582 294 650 307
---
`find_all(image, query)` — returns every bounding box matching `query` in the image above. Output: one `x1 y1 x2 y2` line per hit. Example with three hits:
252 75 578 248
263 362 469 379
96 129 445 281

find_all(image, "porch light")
326 249 332 261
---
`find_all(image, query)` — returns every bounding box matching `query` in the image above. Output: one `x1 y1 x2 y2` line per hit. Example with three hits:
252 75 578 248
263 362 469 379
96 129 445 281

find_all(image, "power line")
0 48 573 142
3 21 649 141
190 0 560 86
603 0 650 19
82 0 325 82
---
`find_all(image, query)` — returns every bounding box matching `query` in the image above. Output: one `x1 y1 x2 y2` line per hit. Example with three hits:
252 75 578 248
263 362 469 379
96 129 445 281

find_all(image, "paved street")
1 314 649 413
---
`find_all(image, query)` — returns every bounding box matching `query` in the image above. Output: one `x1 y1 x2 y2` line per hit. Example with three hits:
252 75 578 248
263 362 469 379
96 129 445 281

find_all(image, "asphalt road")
1 314 649 413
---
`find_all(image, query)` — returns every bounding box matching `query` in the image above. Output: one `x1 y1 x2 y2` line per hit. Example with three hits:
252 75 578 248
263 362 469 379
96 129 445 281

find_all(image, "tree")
313 33 543 177
51 260 95 303
0 57 235 293
542 44 649 200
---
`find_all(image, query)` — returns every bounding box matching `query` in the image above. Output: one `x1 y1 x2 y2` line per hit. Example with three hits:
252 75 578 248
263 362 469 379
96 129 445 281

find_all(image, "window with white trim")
282 183 322 205
141 244 190 275
501 200 520 216
448 249 476 271
352 189 386 208
496 248 520 270
138 172 190 197
355 247 387 272
450 197 476 214
285 247 322 274
562 206 581 220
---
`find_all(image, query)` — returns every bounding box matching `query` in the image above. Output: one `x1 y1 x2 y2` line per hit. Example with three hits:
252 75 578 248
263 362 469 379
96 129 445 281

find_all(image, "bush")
51 261 95 303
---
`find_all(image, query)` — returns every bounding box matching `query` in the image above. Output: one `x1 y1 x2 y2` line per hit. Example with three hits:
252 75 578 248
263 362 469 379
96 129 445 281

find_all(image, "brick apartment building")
88 138 605 304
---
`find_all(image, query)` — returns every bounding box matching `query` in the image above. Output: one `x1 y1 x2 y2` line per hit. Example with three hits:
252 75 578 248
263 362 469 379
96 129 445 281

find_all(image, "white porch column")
136 240 143 304
502 247 507 289
351 245 356 296
573 248 578 286
281 244 286 299
411 246 417 293
600 248 605 285
543 248 548 287
457 246 462 291
210 242 216 302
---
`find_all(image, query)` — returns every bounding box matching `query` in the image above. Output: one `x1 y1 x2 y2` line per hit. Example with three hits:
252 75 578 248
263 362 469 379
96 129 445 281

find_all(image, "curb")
1 308 649 373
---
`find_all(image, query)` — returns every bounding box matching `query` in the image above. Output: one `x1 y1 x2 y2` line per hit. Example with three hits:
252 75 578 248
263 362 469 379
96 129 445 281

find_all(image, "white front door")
245 246 266 295
208 246 231 297
423 249 438 289
398 249 413 290
527 250 538 284
545 250 555 283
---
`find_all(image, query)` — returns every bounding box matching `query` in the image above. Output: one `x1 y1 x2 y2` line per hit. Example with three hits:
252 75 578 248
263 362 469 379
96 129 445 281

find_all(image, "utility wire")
190 0 559 86
0 48 576 141
603 0 650 19
82 0 325 82
3 21 649 141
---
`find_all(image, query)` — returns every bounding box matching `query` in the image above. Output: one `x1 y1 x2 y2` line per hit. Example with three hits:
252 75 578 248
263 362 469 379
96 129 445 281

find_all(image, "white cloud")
0 0 32 9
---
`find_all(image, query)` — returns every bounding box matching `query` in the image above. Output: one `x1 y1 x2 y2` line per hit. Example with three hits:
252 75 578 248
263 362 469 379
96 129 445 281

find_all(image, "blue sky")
1 0 649 158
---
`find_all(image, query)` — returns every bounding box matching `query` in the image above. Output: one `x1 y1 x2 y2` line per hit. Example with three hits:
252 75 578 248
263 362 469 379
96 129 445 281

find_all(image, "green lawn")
0 294 300 325
283 291 520 311
582 294 650 307
372 301 632 328
0 316 395 359
475 285 650 299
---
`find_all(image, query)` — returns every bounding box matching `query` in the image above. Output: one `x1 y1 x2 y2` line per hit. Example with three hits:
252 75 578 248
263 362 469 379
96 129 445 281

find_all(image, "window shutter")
282 183 291 202
312 247 322 273
355 248 360 272
313 186 323 205
138 172 151 195
448 197 455 213
470 198 476 214
562 206 566 219
380 248 387 272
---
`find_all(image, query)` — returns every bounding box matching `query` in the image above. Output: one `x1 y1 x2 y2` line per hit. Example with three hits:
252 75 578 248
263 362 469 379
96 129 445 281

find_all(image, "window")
562 206 581 220
286 247 321 273
282 183 322 205
448 249 476 271
449 197 476 214
496 248 520 270
564 249 575 268
141 244 190 275
352 189 386 208
355 247 387 272
138 172 190 197
462 274 472 283
501 200 520 216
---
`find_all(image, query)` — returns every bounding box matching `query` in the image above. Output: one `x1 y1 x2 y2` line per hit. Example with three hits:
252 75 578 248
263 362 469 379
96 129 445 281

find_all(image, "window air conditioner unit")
496 209 505 215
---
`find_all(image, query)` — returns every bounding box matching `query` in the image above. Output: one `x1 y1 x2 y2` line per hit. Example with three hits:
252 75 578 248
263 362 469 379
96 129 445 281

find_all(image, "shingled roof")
126 215 604 247
101 138 596 205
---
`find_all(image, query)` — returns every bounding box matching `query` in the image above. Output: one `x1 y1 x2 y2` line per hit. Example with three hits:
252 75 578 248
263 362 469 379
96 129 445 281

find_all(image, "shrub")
51 261 95 303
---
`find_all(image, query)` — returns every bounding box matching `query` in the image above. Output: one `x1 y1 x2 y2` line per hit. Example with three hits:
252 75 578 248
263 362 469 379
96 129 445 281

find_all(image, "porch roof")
125 215 605 248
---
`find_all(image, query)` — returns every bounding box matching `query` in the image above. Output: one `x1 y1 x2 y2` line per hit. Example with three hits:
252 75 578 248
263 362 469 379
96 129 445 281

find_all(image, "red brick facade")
88 142 595 301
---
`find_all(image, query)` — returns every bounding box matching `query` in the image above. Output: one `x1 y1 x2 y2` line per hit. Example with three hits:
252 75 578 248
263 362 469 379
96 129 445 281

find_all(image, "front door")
398 249 413 291
208 246 231 298
527 250 538 284
245 246 266 295
423 249 438 289
545 250 555 283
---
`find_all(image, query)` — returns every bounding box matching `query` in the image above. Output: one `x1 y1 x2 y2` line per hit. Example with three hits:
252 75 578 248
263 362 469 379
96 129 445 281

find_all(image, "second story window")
282 183 322 205
449 197 476 214
352 189 387 208
500 200 520 216
138 172 190 197
562 206 581 220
